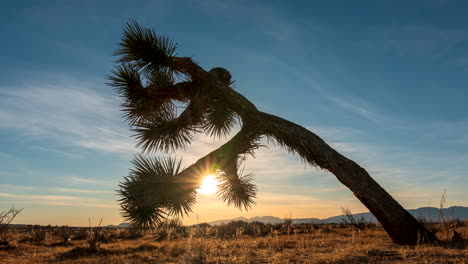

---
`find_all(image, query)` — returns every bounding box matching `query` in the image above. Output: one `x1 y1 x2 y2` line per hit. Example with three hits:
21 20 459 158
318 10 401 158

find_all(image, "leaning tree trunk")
329 152 437 245
256 112 439 245
174 74 439 245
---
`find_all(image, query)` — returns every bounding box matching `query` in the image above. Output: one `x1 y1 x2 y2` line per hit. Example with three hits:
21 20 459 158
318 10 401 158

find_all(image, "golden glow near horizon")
198 174 219 194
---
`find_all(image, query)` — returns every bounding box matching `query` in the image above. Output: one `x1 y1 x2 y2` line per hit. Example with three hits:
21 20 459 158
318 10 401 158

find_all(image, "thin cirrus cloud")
0 190 118 209
61 176 117 188
0 77 136 156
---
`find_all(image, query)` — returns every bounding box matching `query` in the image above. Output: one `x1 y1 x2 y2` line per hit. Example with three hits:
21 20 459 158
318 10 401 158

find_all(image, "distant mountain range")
105 206 467 228
106 223 130 228
206 206 468 226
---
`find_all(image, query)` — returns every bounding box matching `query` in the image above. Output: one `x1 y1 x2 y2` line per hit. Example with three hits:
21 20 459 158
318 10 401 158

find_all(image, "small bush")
54 226 73 245
29 229 51 244
86 218 109 250
193 223 211 237
73 228 88 240
156 218 187 241
0 208 23 246
118 228 145 239
216 221 249 239
341 208 371 230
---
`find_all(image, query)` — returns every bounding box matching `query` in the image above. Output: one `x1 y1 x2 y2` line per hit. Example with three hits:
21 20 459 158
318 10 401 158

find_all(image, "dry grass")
0 224 466 264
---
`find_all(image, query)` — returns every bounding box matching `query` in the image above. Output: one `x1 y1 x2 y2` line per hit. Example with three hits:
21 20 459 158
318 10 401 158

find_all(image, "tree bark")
328 151 439 245
258 112 439 245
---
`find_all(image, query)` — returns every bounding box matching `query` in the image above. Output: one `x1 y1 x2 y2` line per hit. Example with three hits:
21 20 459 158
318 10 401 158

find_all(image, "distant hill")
206 206 468 225
105 223 130 228
208 216 296 226
107 206 467 227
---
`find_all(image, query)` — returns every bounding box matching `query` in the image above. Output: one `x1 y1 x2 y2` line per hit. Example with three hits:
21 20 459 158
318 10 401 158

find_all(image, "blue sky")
0 0 467 226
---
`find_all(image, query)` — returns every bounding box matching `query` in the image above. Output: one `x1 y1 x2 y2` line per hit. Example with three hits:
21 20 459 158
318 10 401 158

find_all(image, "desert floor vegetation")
0 221 466 264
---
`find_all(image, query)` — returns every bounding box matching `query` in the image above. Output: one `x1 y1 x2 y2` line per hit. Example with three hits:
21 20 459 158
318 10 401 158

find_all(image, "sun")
198 174 219 194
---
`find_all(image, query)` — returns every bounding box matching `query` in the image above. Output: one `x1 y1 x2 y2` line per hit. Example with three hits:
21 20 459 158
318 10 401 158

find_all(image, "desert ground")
0 220 466 264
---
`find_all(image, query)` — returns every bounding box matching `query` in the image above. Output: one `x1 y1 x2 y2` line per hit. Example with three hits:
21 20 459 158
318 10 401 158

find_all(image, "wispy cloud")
0 76 135 155
52 187 114 195
326 96 378 122
30 145 83 159
62 176 116 187
0 193 76 200
0 192 118 208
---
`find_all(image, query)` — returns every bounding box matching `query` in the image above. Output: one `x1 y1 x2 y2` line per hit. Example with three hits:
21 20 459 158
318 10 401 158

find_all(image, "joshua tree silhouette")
110 21 438 245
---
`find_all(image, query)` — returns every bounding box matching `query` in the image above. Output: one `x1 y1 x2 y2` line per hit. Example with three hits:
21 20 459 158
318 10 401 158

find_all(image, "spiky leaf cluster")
114 20 179 78
118 155 196 229
216 171 256 211
108 64 176 126
112 21 262 229
203 99 237 138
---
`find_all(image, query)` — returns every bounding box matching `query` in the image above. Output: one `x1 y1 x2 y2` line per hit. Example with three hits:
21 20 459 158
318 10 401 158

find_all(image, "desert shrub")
86 219 110 250
169 218 188 238
216 221 250 239
299 223 320 234
417 217 441 237
73 227 88 240
54 226 73 245
0 208 23 246
249 221 271 236
282 219 295 235
30 229 51 244
156 218 187 241
341 208 372 230
0 229 18 248
118 228 145 239
321 225 334 234
450 219 465 228
193 223 212 237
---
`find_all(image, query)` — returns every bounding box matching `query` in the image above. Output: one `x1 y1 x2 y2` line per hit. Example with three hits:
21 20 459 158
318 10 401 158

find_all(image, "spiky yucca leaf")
132 89 210 153
109 64 176 126
118 155 196 229
216 171 257 211
115 20 178 78
203 99 237 138
133 119 195 153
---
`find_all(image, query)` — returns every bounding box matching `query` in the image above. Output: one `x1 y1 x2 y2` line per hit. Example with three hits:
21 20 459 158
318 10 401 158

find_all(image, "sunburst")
198 174 219 194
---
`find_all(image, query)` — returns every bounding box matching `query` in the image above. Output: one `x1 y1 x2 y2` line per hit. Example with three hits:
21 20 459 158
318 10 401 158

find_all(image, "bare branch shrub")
86 218 109 250
341 208 371 230
0 208 23 246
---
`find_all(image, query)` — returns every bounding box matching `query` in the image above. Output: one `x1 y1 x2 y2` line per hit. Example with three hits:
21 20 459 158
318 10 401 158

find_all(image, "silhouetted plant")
216 221 249 239
0 207 23 246
86 218 109 250
341 208 371 230
110 20 437 245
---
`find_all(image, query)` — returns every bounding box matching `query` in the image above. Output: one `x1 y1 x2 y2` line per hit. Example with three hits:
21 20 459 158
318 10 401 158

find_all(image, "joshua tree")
111 21 438 245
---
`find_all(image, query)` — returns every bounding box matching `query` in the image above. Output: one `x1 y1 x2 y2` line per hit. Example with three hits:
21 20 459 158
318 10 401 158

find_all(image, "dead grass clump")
86 218 111 250
118 228 146 239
